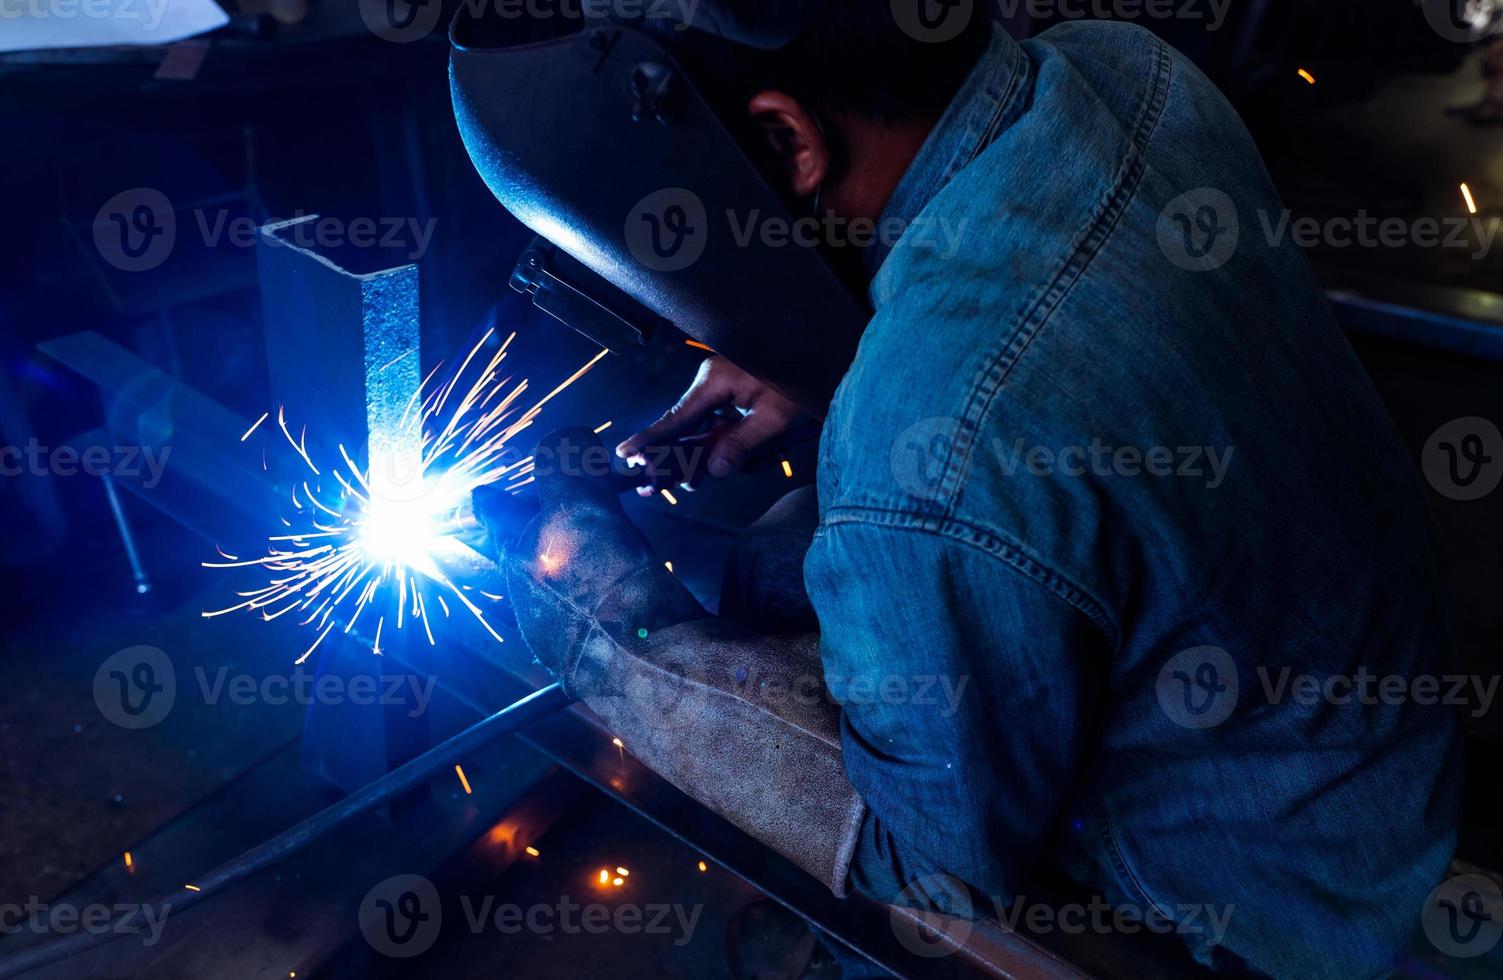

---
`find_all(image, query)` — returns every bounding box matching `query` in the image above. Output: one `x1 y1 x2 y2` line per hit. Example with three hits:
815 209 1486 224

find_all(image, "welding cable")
0 683 574 978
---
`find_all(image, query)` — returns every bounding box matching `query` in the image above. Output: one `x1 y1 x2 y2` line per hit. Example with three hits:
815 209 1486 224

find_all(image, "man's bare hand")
617 357 801 492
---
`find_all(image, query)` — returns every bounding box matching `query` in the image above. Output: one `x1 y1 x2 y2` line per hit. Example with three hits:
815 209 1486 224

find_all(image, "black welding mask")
449 2 867 418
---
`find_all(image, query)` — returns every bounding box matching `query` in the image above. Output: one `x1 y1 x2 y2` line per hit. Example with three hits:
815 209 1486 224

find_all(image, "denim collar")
865 25 1032 303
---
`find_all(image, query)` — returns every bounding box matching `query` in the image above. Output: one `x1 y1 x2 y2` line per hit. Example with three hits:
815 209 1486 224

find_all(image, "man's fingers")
708 408 789 477
616 360 728 461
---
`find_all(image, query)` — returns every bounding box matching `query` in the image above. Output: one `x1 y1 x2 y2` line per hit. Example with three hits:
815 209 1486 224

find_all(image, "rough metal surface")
256 215 422 489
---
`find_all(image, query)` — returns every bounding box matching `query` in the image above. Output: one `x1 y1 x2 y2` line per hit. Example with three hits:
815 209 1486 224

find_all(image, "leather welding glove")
485 427 866 895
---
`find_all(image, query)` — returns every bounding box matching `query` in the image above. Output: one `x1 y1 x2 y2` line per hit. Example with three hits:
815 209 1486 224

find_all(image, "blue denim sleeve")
805 515 1109 909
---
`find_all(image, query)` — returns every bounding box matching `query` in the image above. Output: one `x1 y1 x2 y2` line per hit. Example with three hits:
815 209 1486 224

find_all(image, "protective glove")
477 427 866 893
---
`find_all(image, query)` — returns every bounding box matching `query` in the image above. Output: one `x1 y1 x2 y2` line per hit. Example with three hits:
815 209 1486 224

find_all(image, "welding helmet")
449 1 867 418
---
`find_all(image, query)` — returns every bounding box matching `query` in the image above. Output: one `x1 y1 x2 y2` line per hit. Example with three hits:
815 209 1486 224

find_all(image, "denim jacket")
804 21 1461 979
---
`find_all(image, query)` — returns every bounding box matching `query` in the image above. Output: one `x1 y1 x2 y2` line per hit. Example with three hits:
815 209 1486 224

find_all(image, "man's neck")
823 114 939 293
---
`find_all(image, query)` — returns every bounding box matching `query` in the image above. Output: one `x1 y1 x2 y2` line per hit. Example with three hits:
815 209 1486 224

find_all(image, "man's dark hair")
653 1 995 124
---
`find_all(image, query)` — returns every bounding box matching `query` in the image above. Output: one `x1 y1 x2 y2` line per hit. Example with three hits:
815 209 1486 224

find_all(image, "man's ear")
748 91 830 200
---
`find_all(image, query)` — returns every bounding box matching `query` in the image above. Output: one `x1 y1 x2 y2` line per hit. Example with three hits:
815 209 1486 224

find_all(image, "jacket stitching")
937 38 1175 526
819 505 1120 648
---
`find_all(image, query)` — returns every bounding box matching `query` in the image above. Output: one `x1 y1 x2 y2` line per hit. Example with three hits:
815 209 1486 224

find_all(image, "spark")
1462 182 1479 215
123 852 134 872
684 340 714 352
698 860 708 872
456 764 473 795
598 869 609 885
616 867 630 877
184 884 201 892
664 561 674 574
613 876 624 887
659 488 678 506
1297 68 1316 85
205 332 608 663
593 420 613 434
241 412 269 442
781 459 794 479
525 846 540 857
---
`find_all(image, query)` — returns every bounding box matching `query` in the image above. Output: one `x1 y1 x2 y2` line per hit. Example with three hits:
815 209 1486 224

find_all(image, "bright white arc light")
356 482 459 578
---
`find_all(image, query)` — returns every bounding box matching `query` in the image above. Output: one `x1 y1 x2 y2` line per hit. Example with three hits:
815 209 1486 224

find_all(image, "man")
460 3 1461 976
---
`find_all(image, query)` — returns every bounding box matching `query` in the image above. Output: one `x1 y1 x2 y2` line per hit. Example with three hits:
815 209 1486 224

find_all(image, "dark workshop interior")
3 1 1503 978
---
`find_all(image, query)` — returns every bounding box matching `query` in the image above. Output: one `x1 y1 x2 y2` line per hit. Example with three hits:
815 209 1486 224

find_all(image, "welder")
453 3 1461 977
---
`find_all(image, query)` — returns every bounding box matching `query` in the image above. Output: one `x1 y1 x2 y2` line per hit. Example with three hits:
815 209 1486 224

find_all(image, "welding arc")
0 683 573 978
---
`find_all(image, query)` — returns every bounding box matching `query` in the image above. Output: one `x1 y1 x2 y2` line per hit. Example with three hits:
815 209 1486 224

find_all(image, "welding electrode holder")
510 237 671 355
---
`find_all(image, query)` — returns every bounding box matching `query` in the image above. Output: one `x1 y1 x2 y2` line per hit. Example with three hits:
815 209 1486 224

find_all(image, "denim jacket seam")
933 37 1174 517
818 505 1120 648
1087 792 1177 923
